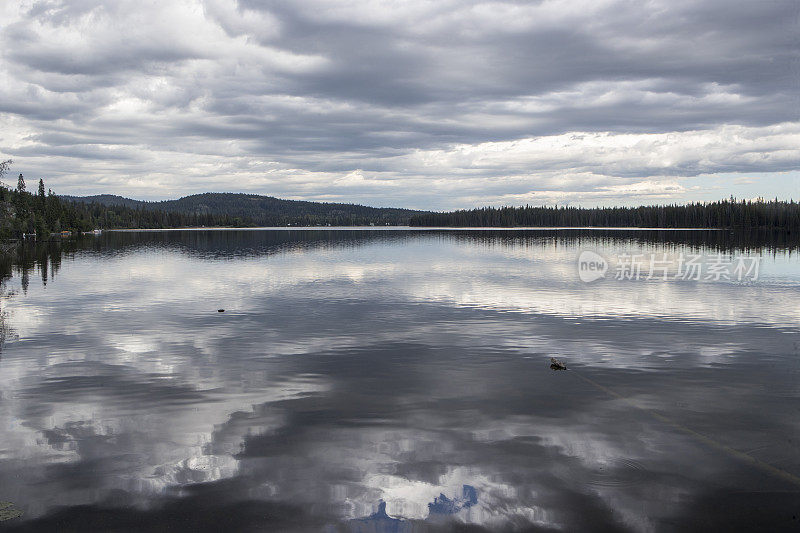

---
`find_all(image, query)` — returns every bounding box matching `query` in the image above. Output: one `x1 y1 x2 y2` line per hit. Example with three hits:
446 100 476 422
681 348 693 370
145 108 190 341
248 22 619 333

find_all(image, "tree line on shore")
0 162 412 238
0 175 272 238
0 162 232 239
0 161 85 239
409 200 800 229
65 192 418 227
0 162 232 238
2 160 798 236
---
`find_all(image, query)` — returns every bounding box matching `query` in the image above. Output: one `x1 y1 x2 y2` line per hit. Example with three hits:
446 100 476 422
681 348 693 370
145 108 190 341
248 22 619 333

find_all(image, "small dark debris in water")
550 357 567 370
218 309 225 313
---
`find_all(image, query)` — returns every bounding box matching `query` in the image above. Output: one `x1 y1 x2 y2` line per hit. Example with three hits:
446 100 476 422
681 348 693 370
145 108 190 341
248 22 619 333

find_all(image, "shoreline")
105 226 727 232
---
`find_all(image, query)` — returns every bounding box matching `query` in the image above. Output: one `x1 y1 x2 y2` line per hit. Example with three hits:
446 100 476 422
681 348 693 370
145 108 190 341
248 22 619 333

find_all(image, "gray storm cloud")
0 0 798 209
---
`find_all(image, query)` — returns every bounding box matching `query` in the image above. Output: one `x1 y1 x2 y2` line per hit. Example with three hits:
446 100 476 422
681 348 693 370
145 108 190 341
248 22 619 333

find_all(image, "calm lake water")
0 229 799 532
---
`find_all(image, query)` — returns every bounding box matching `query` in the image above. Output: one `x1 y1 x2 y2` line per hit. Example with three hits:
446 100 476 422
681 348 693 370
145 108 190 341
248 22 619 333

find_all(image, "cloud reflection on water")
0 230 798 531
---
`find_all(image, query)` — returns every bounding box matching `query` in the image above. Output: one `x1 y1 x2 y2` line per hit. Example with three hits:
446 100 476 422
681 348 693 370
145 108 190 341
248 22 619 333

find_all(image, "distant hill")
62 194 146 209
61 192 427 226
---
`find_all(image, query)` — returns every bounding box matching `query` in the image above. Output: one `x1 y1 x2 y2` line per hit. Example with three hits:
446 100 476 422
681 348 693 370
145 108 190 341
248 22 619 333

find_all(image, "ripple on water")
585 458 649 488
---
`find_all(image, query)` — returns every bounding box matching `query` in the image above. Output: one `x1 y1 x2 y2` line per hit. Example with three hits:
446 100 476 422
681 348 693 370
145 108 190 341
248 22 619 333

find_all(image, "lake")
0 229 798 532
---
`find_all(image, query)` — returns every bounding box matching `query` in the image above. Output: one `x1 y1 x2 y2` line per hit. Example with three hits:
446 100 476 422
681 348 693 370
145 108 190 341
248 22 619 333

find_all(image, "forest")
1 184 415 237
408 200 800 230
2 160 799 237
64 192 423 227
0 163 88 239
0 162 240 238
0 161 420 238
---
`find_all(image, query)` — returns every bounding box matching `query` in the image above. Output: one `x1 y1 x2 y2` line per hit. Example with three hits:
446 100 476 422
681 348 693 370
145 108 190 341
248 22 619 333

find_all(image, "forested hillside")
0 160 425 236
63 192 423 226
3 158 799 237
409 200 800 230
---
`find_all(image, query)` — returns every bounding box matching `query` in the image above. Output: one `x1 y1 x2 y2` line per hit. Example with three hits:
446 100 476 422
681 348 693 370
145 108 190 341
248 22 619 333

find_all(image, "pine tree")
17 173 25 193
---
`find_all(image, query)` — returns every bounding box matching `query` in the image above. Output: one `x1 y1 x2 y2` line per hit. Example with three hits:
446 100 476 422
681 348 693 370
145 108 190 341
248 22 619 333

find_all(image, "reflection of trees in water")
1 240 71 293
0 244 17 355
95 229 414 259
93 228 800 259
0 228 795 354
447 228 800 255
0 240 76 355
0 229 796 292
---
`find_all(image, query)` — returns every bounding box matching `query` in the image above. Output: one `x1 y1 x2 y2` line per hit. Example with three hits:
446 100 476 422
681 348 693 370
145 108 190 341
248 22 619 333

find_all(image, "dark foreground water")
0 229 798 532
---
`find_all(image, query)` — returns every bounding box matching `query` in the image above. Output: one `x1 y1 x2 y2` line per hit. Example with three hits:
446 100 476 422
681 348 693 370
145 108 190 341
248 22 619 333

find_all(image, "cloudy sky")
0 0 798 210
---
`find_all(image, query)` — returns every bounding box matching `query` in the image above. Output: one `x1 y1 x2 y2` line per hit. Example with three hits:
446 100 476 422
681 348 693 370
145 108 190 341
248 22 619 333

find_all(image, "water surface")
0 229 798 532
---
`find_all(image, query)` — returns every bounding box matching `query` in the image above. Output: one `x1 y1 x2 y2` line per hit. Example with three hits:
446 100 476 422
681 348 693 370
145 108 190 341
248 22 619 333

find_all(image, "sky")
0 0 798 210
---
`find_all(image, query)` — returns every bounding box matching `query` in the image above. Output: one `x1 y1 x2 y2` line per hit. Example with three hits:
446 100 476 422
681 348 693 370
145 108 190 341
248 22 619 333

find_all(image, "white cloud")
0 0 798 208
